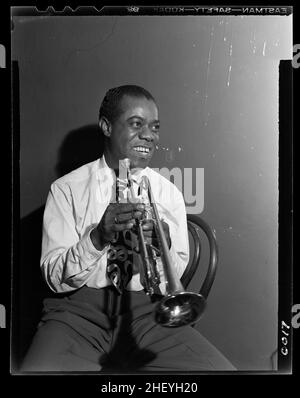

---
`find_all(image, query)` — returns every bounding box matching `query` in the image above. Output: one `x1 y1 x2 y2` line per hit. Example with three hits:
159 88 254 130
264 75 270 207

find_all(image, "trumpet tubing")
124 158 206 328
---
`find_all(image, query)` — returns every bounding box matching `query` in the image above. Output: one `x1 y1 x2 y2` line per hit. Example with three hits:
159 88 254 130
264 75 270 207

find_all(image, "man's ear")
99 117 112 138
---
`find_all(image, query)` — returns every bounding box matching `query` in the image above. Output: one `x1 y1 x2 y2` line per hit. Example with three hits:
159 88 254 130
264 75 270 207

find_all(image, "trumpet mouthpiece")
123 158 131 169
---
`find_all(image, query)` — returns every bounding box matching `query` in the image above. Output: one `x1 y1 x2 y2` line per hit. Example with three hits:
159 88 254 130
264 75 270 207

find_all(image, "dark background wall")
12 15 292 370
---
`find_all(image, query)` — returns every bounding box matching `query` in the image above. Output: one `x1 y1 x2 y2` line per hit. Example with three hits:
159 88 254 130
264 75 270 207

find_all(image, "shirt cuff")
81 224 110 261
168 242 186 279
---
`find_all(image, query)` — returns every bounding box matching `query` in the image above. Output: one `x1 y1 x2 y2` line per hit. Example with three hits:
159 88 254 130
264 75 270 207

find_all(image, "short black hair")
99 85 156 124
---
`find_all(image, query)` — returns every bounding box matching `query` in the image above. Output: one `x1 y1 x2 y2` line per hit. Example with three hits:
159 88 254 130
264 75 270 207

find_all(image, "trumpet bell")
154 292 206 328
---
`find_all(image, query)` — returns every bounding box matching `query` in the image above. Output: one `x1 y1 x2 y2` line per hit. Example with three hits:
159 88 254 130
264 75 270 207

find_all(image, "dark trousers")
21 286 235 372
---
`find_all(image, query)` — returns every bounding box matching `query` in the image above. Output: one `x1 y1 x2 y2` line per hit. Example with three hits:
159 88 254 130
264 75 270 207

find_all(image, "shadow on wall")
14 124 104 369
55 124 104 177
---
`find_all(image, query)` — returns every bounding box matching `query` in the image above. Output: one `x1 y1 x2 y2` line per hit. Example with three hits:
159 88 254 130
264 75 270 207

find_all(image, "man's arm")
40 182 108 293
40 182 146 293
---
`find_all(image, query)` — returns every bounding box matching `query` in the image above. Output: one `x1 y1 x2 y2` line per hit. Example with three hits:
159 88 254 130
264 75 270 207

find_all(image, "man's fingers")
112 221 135 232
115 203 145 214
142 229 155 238
141 219 155 231
115 211 143 223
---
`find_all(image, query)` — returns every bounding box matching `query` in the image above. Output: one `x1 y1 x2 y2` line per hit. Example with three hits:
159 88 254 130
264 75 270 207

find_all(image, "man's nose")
139 125 155 141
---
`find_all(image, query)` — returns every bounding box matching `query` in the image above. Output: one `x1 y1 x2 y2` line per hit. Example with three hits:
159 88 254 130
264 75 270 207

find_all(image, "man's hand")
141 219 171 251
91 203 145 250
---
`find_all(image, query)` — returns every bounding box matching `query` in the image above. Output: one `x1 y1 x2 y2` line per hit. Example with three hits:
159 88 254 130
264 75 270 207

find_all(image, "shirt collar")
130 165 149 183
97 154 115 185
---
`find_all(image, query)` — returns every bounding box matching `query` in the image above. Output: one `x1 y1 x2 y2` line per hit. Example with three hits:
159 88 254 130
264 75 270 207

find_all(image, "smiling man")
21 85 235 372
100 89 159 170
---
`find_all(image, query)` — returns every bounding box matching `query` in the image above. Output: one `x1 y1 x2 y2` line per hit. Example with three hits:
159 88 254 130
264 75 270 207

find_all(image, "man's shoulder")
52 159 100 189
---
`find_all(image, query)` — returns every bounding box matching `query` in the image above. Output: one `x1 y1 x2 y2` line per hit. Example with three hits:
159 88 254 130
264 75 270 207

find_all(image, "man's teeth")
134 146 150 153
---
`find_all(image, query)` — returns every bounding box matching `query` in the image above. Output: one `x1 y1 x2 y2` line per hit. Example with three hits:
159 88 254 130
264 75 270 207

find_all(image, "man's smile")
132 145 153 157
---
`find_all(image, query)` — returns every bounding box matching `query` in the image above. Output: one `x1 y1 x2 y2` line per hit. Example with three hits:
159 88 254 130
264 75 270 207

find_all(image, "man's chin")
129 156 151 169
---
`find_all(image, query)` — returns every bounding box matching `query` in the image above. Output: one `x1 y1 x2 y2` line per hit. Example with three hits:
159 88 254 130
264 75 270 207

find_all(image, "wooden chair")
180 215 218 318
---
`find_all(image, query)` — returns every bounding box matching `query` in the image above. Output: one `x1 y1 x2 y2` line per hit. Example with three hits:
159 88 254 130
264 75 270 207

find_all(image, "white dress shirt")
40 155 189 293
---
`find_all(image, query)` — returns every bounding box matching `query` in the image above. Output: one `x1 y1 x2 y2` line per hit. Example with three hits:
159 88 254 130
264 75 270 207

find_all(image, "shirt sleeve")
155 185 189 296
40 182 108 293
164 188 190 279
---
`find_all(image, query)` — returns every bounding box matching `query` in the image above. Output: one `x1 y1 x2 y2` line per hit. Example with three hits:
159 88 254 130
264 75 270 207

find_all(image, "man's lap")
20 287 235 372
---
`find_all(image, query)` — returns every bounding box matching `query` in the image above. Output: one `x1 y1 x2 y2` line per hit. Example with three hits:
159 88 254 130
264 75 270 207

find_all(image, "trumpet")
123 159 206 328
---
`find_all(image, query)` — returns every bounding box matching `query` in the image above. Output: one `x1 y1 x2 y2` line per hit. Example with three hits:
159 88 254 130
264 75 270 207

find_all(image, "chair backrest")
180 215 218 300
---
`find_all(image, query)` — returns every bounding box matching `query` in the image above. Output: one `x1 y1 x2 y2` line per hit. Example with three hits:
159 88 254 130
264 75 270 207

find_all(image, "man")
21 85 235 372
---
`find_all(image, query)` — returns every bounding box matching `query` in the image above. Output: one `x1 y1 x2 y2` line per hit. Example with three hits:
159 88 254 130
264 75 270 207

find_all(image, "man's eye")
152 124 160 132
131 121 142 128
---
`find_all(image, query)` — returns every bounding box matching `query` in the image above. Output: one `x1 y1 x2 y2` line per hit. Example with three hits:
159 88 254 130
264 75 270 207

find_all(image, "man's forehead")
119 95 158 118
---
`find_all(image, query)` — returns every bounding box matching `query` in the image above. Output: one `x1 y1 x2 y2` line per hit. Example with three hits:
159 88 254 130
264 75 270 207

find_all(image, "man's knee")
20 320 102 372
20 320 76 371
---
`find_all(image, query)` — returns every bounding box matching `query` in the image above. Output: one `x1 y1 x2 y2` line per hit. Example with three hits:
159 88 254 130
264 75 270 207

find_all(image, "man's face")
104 95 160 169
